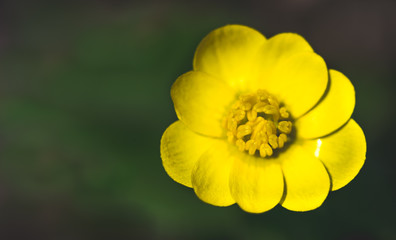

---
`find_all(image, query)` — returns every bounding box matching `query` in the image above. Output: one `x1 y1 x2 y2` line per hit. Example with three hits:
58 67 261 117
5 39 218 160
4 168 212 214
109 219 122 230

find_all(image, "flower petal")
265 33 313 54
230 152 284 213
171 71 236 137
260 52 328 118
191 140 235 206
160 121 214 187
302 119 366 191
296 69 355 139
193 24 266 91
258 33 313 73
253 33 313 88
280 144 330 211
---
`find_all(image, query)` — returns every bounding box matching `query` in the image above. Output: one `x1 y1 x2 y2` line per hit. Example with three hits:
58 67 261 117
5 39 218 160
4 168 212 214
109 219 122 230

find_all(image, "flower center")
224 89 293 158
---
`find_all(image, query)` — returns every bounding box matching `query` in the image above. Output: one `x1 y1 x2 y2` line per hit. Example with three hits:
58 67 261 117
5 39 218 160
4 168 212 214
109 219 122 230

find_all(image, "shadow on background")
0 0 395 239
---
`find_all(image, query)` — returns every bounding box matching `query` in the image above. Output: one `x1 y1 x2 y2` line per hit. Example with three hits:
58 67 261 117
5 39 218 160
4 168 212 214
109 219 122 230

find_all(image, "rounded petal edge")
230 151 284 213
280 144 331 211
160 121 214 187
193 24 266 91
260 32 314 64
191 140 236 206
253 33 314 90
302 119 366 191
296 69 355 139
171 71 236 137
260 52 328 118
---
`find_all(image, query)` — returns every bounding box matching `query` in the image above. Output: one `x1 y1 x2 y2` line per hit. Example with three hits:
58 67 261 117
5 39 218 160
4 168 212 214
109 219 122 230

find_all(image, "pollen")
224 89 293 158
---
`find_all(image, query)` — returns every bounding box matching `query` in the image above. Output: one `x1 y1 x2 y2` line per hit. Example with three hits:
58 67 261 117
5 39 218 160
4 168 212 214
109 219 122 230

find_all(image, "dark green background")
1 0 395 239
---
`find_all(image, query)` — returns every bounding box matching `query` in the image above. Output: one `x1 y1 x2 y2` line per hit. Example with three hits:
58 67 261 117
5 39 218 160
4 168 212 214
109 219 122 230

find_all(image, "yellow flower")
160 25 366 213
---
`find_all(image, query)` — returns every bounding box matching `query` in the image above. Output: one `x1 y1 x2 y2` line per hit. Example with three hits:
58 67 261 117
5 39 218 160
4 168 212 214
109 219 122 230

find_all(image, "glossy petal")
171 71 236 137
160 121 214 187
280 144 330 211
296 69 355 139
252 33 313 88
193 25 266 91
192 140 235 206
263 33 313 56
259 52 328 118
230 152 284 213
302 119 366 191
258 33 312 71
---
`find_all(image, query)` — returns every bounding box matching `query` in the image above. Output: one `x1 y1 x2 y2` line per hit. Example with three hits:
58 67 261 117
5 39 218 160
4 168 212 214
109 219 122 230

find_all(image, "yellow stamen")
225 89 293 158
257 89 269 101
247 109 257 121
279 107 289 119
241 102 252 111
236 139 246 152
253 102 267 112
233 109 245 122
268 134 278 149
278 121 292 134
237 124 252 139
278 133 287 148
227 118 237 133
268 96 279 108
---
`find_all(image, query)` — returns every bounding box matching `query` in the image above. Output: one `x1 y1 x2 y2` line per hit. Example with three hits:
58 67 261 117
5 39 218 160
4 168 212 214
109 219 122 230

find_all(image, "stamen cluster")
224 90 292 157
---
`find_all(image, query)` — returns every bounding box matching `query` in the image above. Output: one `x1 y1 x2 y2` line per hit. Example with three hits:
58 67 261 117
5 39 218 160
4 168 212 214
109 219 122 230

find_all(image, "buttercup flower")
160 25 366 213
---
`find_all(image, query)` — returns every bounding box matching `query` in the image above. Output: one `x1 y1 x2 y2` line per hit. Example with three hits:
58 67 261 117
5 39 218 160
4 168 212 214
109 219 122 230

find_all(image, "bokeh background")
1 0 395 239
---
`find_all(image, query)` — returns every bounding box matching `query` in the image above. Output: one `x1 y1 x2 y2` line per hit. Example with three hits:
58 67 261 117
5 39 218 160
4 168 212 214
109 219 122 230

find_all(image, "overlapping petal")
230 152 284 213
171 71 237 137
280 144 330 211
193 24 266 91
254 33 313 80
302 119 366 191
191 141 235 206
160 121 215 187
162 25 365 214
263 33 313 58
296 69 355 139
259 52 328 118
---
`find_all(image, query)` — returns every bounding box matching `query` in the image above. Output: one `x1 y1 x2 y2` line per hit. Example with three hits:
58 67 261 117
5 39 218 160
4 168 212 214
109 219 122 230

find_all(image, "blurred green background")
1 0 395 239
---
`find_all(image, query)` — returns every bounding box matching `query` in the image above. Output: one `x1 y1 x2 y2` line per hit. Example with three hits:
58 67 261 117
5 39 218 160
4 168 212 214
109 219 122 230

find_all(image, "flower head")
160 25 366 213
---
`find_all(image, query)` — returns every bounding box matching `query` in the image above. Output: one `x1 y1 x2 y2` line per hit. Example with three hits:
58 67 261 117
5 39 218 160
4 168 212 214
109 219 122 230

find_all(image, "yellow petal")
260 52 328 118
171 71 236 137
296 69 355 139
265 33 313 53
193 24 266 91
192 140 235 206
230 152 284 213
280 144 330 211
160 121 214 187
258 33 313 73
302 119 366 191
252 33 313 88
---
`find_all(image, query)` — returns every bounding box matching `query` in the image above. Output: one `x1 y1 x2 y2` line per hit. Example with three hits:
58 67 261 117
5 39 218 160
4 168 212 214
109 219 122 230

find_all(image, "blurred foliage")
0 0 395 239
